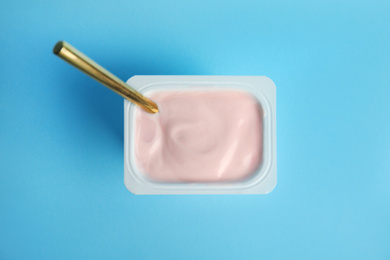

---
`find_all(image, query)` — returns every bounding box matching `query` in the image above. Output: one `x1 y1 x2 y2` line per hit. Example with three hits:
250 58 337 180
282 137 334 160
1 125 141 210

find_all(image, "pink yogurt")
134 90 263 182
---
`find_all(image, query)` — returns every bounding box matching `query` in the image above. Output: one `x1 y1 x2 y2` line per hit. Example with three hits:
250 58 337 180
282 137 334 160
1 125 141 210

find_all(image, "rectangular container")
124 76 276 194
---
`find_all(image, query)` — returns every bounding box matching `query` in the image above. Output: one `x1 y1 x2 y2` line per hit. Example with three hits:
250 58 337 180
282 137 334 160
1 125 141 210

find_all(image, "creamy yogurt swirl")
134 90 263 182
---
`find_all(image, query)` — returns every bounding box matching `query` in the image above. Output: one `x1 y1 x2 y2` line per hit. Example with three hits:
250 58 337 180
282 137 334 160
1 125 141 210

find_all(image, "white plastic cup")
124 76 276 194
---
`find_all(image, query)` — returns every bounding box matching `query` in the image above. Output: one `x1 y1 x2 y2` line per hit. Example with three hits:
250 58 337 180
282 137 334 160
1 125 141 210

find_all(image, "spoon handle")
53 41 158 114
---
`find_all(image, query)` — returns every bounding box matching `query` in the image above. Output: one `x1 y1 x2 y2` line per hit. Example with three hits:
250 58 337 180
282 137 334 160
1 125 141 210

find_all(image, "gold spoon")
53 41 158 114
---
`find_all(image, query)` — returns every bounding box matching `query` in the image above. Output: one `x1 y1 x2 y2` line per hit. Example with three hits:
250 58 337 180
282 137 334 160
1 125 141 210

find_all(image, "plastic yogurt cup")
124 76 276 194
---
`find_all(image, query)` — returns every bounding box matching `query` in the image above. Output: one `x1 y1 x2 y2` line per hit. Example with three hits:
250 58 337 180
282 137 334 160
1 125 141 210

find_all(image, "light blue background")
1 0 389 259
